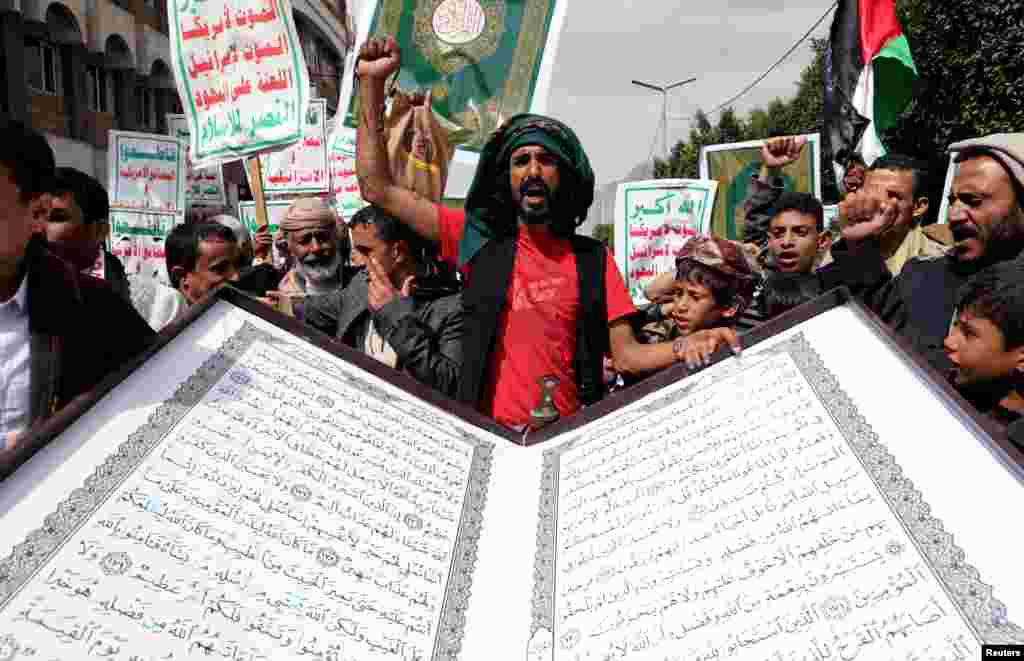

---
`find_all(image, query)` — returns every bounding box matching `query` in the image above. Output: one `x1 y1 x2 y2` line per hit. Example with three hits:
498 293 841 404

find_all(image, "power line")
701 0 838 119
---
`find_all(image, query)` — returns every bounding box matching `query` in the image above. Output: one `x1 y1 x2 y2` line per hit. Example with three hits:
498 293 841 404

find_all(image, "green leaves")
886 0 1024 168
653 39 833 195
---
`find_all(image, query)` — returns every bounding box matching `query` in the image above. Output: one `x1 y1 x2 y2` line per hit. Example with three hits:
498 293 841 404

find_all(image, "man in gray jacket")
305 205 463 397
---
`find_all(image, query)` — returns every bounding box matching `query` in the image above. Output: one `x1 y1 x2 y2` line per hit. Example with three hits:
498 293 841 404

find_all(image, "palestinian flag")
823 0 917 189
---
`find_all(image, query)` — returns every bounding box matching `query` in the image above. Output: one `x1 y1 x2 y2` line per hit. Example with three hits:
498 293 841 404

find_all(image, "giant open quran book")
0 288 1021 661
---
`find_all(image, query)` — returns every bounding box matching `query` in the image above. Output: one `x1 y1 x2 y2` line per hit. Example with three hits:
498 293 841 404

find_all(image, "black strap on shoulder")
456 236 517 406
570 235 608 406
457 233 610 410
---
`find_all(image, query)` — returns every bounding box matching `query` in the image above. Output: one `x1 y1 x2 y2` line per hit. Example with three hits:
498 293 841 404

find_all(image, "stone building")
0 0 353 182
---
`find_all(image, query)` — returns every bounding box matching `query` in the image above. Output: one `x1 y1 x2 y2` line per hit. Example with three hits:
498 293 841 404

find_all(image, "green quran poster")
347 0 558 151
699 134 821 241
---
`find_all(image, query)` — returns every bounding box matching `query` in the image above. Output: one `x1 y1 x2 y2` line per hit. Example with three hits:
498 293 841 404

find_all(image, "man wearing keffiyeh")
354 37 740 431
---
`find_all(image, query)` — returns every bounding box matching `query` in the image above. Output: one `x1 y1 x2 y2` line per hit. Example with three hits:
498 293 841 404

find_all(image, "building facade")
0 0 352 183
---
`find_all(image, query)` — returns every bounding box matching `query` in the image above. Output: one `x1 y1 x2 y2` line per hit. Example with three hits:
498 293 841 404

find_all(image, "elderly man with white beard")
272 197 356 317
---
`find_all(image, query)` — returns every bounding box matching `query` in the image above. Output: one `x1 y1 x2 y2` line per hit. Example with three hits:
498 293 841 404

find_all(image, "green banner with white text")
349 0 557 151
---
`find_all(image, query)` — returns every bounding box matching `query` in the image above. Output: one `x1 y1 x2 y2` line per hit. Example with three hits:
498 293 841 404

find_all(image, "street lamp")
631 77 697 158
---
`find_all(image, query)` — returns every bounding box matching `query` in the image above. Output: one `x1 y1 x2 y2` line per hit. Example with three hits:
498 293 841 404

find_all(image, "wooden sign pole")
245 156 270 230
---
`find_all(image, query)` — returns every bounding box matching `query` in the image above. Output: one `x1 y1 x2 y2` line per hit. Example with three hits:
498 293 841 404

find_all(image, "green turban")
458 114 595 267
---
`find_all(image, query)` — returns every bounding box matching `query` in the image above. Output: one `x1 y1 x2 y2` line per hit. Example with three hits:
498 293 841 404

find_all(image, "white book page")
0 302 504 661
528 305 1024 661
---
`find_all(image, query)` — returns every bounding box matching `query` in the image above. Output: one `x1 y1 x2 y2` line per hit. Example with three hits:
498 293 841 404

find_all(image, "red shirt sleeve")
436 205 467 269
604 249 637 323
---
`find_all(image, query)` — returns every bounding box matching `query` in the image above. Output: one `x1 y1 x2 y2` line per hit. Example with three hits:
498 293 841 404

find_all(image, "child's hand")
673 328 742 369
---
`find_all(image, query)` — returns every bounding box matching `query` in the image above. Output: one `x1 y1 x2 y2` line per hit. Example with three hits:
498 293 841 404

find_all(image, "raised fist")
839 187 897 244
356 36 401 80
761 136 807 170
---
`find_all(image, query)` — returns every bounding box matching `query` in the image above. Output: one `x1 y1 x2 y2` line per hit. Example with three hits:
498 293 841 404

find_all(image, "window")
136 87 154 128
158 9 168 34
26 39 60 94
86 66 110 112
101 70 111 112
303 38 319 73
86 66 96 109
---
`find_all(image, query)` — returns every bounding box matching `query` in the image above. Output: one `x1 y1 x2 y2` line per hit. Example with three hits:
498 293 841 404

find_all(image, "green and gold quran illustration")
350 0 557 150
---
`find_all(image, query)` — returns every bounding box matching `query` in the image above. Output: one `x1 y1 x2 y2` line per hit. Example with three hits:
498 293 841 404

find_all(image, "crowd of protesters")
1 33 1022 460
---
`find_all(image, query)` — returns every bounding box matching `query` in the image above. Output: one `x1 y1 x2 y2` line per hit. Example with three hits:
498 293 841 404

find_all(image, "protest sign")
107 131 187 214
614 179 718 302
341 0 570 198
258 98 328 194
166 113 227 207
327 124 368 220
238 199 292 234
936 152 957 224
108 211 182 284
699 134 821 241
168 0 310 168
824 204 839 232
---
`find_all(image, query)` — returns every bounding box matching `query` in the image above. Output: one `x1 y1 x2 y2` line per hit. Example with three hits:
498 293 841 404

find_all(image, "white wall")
45 132 106 182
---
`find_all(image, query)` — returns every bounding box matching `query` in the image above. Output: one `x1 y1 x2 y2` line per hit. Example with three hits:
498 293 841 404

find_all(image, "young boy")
765 191 831 275
944 260 1024 426
753 191 833 323
636 236 758 344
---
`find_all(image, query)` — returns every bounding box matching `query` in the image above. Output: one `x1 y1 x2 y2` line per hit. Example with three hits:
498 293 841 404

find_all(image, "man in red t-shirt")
354 37 738 430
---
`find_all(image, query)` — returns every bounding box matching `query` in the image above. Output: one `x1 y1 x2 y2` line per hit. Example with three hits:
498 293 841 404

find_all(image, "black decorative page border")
531 332 1024 653
0 321 495 661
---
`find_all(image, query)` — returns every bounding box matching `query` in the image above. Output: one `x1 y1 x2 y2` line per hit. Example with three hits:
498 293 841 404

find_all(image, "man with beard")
277 197 344 295
305 205 463 396
273 198 360 317
355 37 730 430
836 132 1024 372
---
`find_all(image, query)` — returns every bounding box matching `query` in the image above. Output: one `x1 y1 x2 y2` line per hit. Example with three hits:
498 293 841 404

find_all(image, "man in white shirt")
0 276 29 444
0 121 154 471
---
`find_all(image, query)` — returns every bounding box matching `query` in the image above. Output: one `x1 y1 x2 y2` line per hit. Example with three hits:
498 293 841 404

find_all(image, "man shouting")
354 37 733 430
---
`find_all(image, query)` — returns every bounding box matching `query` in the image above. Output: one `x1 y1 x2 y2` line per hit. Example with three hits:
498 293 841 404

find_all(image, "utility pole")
631 77 697 159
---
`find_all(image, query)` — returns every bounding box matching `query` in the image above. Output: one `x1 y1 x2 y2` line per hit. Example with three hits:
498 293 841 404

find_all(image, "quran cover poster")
700 135 821 241
347 0 560 152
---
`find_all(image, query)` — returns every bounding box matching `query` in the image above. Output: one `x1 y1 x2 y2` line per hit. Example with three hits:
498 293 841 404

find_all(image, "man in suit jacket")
0 121 155 469
304 205 462 398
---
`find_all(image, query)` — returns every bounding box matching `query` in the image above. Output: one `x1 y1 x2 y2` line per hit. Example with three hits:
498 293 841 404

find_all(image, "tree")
652 39 832 194
652 0 1023 210
716 108 744 144
747 107 773 139
694 109 713 134
886 0 1024 168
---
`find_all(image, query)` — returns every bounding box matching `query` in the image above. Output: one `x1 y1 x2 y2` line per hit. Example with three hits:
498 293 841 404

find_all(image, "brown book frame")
7 286 1024 482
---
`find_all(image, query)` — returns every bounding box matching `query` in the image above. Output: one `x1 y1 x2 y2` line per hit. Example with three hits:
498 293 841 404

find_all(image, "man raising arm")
355 36 441 244
354 38 736 430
